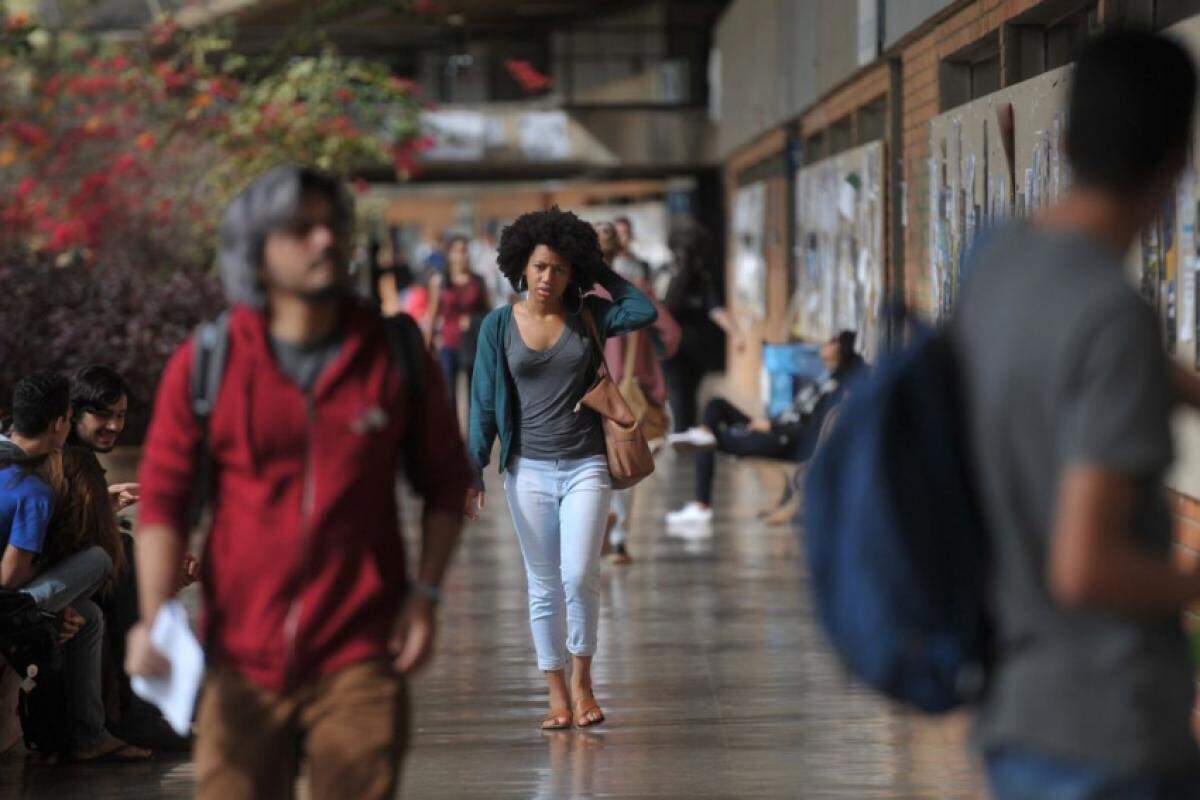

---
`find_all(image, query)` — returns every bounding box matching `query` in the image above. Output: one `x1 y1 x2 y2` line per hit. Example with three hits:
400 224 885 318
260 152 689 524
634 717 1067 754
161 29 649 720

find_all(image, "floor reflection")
0 450 986 798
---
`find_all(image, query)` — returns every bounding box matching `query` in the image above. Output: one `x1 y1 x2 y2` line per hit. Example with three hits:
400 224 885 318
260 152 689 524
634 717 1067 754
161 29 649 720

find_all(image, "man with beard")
64 365 195 748
127 165 471 799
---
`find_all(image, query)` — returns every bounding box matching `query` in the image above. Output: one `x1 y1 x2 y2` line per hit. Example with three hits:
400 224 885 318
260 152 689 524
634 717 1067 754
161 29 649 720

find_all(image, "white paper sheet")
130 600 205 736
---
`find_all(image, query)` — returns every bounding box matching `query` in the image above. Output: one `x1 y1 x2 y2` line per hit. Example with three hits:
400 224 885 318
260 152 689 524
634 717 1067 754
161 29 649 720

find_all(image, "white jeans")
504 455 612 671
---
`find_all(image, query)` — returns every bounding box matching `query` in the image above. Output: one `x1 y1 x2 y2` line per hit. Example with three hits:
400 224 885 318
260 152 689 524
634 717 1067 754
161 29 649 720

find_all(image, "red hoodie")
137 302 471 692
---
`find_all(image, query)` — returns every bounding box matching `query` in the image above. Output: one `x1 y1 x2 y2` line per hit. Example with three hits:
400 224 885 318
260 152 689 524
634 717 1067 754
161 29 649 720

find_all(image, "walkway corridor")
0 454 985 798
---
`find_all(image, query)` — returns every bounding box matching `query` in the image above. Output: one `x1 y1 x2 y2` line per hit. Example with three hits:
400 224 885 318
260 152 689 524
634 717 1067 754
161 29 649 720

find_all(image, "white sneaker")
667 427 717 452
665 502 714 527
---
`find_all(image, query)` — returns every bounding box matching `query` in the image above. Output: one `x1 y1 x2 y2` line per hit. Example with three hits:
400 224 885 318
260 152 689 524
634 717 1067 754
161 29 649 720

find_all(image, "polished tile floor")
0 452 985 798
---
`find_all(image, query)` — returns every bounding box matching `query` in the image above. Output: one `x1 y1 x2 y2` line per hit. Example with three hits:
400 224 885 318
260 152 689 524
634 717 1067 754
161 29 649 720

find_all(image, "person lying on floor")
665 331 864 527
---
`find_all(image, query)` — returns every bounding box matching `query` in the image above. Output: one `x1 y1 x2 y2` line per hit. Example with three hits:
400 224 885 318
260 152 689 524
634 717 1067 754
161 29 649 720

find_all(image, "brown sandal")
541 707 572 730
573 697 605 728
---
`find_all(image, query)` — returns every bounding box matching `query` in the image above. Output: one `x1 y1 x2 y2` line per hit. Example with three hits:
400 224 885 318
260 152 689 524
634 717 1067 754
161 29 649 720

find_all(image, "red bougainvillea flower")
10 122 48 148
3 12 30 33
388 76 417 94
504 59 553 93
148 19 181 48
49 219 87 251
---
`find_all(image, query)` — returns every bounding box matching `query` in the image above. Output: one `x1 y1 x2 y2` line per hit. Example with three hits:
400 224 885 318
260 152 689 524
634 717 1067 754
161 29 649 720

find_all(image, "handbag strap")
579 307 611 378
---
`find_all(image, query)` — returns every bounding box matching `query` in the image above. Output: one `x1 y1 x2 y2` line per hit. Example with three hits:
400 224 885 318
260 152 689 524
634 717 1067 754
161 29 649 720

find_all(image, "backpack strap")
186 311 230 530
191 312 231 419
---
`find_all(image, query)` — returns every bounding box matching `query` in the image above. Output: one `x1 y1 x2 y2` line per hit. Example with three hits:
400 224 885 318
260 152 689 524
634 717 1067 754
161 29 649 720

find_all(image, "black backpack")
186 310 428 528
0 588 74 758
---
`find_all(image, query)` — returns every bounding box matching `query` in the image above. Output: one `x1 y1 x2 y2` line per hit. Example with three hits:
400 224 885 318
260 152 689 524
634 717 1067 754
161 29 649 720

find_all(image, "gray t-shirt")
954 223 1198 773
505 316 605 461
270 332 344 392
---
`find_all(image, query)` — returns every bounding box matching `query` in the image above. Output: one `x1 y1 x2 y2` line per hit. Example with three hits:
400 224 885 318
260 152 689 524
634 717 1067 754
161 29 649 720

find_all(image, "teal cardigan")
468 269 658 489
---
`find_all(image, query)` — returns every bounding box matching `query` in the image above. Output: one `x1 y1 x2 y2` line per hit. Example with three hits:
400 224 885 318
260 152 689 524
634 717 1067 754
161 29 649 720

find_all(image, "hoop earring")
517 275 528 293
564 283 583 316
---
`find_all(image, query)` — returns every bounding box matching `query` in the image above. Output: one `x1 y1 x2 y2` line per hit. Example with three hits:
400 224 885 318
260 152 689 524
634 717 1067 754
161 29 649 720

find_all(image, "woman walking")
429 235 490 412
594 221 681 564
661 219 745 432
466 208 657 730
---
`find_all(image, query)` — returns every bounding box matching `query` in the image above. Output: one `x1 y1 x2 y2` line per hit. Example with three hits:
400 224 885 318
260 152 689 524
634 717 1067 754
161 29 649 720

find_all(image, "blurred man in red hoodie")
125 165 471 799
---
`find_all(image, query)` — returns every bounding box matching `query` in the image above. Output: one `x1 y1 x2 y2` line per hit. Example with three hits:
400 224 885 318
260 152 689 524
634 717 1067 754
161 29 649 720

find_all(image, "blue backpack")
802 324 991 713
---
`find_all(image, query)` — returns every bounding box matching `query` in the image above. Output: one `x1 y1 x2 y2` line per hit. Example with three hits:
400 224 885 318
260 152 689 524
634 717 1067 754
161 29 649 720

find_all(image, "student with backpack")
126 165 472 800
809 31 1200 799
954 31 1200 797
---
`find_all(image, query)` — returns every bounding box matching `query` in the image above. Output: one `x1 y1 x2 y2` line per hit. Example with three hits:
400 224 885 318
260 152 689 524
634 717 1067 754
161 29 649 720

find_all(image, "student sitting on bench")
665 331 863 528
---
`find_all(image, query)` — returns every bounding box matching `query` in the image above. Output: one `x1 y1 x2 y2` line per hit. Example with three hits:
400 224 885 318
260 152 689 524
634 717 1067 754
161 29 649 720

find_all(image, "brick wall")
798 63 891 140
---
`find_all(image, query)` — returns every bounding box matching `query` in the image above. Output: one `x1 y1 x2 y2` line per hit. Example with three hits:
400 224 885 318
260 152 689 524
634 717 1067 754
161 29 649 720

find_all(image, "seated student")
665 331 863 527
62 365 196 748
0 372 149 762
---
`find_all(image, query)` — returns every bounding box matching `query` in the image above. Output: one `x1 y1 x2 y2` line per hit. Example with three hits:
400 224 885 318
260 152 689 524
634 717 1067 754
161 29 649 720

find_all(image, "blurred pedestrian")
428 235 490 414
661 219 745 432
595 222 680 564
954 30 1200 798
127 165 470 800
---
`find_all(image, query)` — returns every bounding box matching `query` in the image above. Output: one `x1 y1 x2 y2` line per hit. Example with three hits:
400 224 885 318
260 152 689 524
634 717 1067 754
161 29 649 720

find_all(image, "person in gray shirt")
953 30 1200 798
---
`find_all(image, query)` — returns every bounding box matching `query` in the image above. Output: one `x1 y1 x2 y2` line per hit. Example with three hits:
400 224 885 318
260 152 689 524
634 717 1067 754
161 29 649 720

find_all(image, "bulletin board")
794 140 886 361
927 65 1071 318
927 13 1200 500
733 181 768 320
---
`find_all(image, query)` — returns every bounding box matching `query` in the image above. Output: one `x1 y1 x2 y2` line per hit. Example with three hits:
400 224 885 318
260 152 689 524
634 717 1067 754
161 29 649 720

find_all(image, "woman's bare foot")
570 655 604 727
542 668 572 729
73 734 151 763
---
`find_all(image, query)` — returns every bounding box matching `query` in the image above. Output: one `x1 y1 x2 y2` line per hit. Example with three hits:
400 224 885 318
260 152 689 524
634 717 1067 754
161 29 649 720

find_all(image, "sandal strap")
573 698 602 716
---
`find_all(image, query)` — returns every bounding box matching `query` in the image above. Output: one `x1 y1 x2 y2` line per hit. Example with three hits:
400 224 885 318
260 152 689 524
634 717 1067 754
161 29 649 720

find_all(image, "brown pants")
195 660 410 800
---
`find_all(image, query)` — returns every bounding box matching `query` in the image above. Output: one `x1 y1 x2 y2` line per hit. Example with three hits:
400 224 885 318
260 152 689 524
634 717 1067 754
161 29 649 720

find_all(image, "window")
940 33 1000 111
828 116 854 157
856 97 887 145
1152 0 1200 28
1005 1 1099 85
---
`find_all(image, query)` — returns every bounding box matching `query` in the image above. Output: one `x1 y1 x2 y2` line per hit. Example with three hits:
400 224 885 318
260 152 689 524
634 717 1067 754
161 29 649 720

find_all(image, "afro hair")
496 207 606 292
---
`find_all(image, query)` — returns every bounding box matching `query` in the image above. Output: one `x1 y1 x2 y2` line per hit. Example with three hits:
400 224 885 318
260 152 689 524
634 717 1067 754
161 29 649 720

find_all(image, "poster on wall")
420 111 489 161
517 112 571 160
794 141 885 360
927 66 1071 318
733 182 767 320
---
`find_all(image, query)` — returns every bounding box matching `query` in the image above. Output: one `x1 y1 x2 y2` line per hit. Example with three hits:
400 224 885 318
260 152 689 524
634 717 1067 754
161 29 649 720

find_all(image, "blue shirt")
0 466 53 555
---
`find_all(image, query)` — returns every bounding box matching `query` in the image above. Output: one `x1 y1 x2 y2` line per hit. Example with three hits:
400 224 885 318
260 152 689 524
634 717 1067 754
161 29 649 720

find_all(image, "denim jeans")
21 545 113 749
504 456 612 671
438 346 473 416
987 748 1200 799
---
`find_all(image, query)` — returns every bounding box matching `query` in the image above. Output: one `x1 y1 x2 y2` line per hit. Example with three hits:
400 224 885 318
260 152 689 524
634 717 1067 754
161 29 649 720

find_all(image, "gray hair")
216 164 354 307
